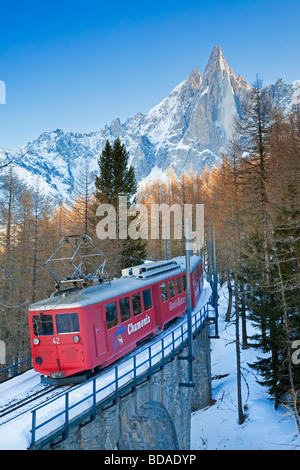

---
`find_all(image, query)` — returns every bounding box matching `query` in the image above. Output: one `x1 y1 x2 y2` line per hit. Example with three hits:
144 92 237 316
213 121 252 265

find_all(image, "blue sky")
0 0 299 150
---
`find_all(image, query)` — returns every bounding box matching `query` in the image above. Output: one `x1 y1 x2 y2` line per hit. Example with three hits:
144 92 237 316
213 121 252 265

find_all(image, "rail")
30 294 213 449
0 358 32 383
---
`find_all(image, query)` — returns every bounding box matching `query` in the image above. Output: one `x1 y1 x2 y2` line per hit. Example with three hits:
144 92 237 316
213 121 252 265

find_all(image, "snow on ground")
191 283 300 450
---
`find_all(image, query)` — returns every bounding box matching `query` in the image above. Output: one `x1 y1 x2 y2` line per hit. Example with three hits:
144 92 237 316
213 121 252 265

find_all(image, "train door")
53 312 84 369
151 283 164 329
94 308 108 356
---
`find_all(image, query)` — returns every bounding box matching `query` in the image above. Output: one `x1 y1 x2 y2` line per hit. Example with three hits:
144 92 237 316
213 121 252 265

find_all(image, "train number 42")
53 337 60 344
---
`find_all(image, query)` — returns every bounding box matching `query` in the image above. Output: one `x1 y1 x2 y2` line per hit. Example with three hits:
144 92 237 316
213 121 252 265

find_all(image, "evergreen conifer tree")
94 138 147 275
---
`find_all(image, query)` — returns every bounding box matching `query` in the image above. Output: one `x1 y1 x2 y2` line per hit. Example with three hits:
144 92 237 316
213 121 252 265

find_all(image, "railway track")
0 384 72 427
0 326 175 428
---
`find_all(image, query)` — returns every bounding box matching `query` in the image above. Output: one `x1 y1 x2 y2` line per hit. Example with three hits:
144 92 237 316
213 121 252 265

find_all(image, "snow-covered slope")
191 284 300 450
7 46 300 200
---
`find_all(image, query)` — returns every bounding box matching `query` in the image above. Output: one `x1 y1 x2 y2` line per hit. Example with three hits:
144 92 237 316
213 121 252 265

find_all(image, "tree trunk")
225 274 232 322
235 273 245 425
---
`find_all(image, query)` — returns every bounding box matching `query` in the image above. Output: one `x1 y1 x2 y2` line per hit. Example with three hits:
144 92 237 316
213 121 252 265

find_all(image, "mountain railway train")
28 256 203 385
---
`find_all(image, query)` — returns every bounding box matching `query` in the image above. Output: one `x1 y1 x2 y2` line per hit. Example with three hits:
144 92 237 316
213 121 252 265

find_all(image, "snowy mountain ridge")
6 46 300 200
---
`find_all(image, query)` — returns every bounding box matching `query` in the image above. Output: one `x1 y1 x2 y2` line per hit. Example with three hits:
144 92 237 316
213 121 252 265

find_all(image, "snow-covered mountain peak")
204 46 232 78
7 47 299 200
236 74 250 90
188 68 203 89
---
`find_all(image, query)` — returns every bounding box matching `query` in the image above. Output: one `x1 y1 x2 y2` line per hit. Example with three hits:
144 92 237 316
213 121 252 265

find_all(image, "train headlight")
73 335 80 343
33 338 39 345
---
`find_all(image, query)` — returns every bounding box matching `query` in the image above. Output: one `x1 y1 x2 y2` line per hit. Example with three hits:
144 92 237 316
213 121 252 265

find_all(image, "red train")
28 256 203 384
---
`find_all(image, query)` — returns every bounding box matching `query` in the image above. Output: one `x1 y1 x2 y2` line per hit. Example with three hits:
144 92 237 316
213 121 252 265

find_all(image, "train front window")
33 313 54 336
56 313 79 334
105 302 118 329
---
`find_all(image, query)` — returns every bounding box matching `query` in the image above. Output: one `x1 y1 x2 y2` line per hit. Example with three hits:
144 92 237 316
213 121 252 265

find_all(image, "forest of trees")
138 83 300 426
0 82 299 427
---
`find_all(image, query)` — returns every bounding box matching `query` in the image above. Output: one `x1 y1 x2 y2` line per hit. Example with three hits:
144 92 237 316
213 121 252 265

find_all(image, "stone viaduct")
34 316 213 451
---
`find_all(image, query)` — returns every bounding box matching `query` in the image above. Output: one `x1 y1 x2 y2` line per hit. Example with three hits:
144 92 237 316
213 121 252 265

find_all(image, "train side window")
176 277 183 294
160 283 168 302
142 289 152 311
169 280 176 298
105 302 118 329
33 313 54 336
56 313 79 334
132 293 142 316
119 297 131 322
183 275 187 291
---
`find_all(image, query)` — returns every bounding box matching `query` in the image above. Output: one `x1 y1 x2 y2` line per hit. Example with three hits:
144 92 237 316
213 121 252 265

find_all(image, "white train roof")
29 256 202 312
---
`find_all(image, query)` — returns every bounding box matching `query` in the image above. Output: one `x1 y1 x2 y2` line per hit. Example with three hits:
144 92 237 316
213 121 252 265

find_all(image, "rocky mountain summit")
8 46 300 200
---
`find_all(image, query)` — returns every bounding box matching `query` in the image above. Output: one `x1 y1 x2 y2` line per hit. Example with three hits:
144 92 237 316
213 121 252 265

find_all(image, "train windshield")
33 313 54 336
56 312 80 334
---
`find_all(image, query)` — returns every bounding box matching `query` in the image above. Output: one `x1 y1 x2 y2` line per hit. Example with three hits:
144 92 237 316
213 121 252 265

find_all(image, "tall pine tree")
94 138 147 275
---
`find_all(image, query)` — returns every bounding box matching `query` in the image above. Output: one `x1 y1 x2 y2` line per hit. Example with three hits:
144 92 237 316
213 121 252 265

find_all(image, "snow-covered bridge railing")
0 358 32 383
